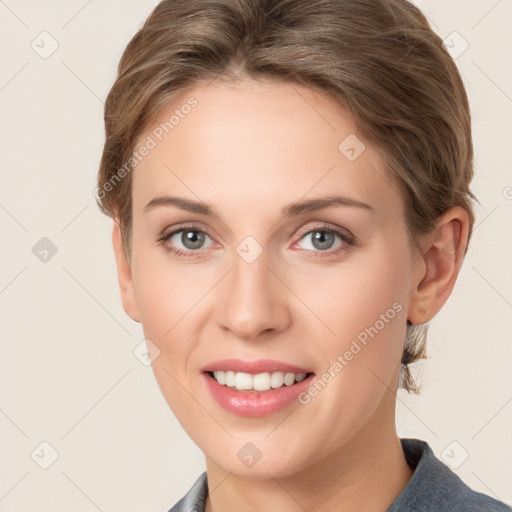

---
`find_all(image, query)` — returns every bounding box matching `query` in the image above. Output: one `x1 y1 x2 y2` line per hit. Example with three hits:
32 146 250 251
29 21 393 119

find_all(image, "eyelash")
157 222 355 259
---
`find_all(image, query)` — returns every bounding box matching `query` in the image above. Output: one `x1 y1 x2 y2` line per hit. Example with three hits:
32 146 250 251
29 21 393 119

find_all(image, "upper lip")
200 358 313 374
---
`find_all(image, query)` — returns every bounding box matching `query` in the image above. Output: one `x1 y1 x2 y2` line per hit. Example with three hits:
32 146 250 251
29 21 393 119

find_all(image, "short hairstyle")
96 0 477 393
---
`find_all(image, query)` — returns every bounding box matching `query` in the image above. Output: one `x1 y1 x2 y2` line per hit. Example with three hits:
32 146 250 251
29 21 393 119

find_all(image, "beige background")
0 0 511 510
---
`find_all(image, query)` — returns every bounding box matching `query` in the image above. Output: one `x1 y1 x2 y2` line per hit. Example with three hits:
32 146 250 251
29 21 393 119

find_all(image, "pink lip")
200 358 312 374
201 372 315 417
200 359 315 417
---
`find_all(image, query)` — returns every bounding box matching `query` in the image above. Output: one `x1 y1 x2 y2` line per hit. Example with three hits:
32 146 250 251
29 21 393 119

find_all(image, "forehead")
132 79 403 220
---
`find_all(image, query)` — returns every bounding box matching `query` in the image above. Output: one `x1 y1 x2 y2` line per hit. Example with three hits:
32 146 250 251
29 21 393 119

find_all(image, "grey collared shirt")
167 438 511 511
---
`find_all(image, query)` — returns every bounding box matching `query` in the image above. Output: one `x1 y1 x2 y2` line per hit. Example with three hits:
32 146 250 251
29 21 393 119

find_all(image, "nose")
216 249 291 341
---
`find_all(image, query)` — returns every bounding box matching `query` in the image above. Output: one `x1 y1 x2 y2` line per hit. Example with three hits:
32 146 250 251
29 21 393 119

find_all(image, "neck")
204 406 414 512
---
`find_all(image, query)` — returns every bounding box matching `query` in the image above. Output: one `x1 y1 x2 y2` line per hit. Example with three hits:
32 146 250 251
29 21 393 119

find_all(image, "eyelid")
159 221 353 243
294 222 354 243
159 220 356 257
160 222 216 241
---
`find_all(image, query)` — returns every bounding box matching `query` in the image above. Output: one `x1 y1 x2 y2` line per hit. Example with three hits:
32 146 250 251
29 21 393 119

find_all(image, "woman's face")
120 79 424 478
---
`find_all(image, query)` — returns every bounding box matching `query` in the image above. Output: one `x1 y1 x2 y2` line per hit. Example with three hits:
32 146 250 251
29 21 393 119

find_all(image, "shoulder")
388 438 511 512
167 471 208 512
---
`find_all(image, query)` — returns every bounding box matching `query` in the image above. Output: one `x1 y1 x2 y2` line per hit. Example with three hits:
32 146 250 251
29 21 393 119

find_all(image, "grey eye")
298 230 342 252
170 229 212 250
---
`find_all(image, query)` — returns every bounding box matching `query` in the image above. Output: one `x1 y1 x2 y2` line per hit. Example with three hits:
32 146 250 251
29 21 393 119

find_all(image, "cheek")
129 245 217 404
132 264 201 425
291 246 409 348
133 273 199 376
131 240 207 335
292 247 409 405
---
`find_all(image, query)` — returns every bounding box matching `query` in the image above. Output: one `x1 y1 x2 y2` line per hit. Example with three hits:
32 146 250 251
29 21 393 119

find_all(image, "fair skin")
112 78 468 511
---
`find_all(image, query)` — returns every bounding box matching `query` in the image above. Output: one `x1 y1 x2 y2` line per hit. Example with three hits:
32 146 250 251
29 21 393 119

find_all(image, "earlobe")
112 220 141 323
408 206 469 326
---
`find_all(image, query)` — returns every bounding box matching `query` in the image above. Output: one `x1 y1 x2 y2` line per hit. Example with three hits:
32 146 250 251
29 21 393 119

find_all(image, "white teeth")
253 372 271 391
270 371 284 388
235 372 253 390
213 370 226 385
225 370 236 387
283 372 295 386
211 370 309 391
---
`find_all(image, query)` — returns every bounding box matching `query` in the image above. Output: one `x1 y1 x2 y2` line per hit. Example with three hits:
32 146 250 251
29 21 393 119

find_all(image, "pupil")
313 231 334 250
183 230 204 249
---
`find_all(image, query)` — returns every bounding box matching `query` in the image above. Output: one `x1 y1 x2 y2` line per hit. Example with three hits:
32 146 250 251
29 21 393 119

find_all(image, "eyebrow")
143 195 374 217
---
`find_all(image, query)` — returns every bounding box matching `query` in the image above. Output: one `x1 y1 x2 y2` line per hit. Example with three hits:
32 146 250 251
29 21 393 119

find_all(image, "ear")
112 220 141 323
408 206 470 325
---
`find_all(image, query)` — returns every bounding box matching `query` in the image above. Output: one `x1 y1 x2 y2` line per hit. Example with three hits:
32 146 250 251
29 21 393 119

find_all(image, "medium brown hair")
96 0 477 393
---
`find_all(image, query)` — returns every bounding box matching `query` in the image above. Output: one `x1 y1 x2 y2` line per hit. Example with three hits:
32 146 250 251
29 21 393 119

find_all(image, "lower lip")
201 372 315 417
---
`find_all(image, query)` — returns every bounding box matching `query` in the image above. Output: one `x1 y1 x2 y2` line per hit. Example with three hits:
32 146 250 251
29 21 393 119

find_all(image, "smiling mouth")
205 370 315 392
